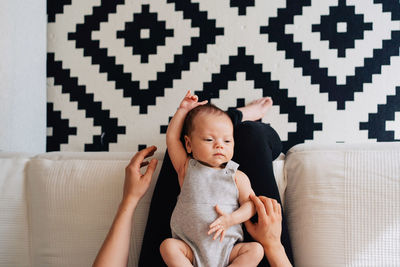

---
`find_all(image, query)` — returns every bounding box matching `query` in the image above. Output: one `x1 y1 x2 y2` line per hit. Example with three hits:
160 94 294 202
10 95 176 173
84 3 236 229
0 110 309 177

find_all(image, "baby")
160 91 263 266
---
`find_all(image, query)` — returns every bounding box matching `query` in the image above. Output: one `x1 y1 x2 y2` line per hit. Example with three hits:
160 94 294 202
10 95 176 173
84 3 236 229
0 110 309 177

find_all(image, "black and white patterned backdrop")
47 0 400 153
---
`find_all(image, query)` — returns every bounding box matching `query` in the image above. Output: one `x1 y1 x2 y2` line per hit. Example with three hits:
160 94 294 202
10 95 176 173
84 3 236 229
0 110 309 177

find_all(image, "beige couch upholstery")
1 143 399 267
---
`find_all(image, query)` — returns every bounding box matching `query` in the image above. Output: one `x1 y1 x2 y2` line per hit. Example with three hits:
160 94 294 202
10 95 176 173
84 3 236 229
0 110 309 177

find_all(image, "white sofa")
1 143 399 267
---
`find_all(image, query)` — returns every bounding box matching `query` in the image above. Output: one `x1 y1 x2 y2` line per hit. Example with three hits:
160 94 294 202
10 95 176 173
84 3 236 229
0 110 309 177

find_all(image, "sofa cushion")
284 143 400 267
0 152 32 267
26 152 162 267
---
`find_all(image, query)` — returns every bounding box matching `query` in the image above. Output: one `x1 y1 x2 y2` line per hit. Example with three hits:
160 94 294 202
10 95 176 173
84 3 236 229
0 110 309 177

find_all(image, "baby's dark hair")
183 104 231 136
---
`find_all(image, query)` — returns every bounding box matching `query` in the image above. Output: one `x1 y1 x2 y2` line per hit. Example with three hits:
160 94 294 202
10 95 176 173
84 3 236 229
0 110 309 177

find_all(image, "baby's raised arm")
166 90 207 186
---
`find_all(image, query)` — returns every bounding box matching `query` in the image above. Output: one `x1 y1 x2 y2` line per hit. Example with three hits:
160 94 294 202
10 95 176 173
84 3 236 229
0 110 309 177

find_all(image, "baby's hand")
208 205 232 242
179 90 208 111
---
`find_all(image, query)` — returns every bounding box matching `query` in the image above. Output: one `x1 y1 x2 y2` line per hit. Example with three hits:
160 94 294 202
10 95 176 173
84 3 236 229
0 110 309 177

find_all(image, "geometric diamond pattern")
312 0 373 57
68 0 224 114
116 4 174 63
262 0 400 109
47 0 400 152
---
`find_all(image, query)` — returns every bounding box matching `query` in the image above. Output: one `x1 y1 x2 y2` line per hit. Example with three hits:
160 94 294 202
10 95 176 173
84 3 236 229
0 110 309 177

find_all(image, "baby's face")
184 113 234 169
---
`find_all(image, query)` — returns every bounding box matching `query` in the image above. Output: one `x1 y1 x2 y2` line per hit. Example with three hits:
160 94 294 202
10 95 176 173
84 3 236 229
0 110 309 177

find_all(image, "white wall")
0 0 46 153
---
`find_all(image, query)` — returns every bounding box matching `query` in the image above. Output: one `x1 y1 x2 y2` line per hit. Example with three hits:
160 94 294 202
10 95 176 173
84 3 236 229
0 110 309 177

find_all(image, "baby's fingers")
220 231 225 243
184 90 191 98
207 225 220 235
197 100 208 105
212 228 223 241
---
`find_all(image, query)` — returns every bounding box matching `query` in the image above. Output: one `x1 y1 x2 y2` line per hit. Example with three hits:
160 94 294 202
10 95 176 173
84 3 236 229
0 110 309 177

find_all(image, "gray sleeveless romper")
170 159 244 267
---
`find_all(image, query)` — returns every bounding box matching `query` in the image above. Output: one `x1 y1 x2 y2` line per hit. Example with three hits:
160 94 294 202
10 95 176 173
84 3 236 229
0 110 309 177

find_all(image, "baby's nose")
215 141 223 148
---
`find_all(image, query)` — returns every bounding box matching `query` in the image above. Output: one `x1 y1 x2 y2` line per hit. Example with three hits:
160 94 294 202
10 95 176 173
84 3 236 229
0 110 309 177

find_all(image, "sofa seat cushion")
26 152 162 267
284 143 400 267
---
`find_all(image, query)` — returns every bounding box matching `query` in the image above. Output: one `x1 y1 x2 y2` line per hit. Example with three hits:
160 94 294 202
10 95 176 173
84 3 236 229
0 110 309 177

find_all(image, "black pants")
139 110 293 266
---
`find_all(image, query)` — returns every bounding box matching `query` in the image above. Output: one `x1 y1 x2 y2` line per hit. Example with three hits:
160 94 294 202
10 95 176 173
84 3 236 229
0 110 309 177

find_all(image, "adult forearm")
93 199 138 267
263 243 292 267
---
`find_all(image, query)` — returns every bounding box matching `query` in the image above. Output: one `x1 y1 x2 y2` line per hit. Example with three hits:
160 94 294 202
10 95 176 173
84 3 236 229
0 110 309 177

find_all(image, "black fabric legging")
139 110 293 267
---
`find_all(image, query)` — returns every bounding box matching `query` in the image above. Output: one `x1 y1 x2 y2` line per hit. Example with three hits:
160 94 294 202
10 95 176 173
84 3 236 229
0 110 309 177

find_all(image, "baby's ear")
184 135 192 154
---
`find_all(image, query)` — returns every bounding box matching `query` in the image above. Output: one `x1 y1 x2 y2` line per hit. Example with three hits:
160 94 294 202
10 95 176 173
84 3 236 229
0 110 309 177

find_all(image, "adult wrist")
263 241 285 256
263 242 293 267
263 241 291 267
120 197 139 211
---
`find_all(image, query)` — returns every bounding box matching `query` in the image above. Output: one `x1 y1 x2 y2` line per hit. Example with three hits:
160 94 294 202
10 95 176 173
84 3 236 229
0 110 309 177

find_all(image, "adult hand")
244 195 292 267
122 145 158 204
244 195 282 249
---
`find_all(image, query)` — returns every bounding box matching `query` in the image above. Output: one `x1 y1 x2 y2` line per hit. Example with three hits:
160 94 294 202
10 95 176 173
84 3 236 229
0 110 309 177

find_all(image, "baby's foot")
237 97 273 121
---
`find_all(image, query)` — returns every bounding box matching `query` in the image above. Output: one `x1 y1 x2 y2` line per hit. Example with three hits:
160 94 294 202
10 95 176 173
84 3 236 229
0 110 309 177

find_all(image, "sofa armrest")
284 142 400 266
0 152 32 267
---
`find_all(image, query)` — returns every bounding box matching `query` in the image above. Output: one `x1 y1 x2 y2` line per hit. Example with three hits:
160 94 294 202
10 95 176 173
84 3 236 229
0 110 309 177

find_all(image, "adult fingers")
140 161 149 168
272 199 281 215
260 196 274 216
243 219 254 233
244 220 258 242
130 146 157 168
142 145 157 159
250 194 267 222
277 203 282 216
143 158 158 179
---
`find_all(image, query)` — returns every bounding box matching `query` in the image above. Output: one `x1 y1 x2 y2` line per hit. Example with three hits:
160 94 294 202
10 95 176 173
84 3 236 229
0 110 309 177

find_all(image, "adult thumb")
244 220 255 236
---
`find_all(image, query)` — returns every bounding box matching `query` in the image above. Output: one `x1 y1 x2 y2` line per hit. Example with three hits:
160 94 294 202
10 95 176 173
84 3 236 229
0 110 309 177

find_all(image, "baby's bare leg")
160 238 194 267
228 242 264 267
